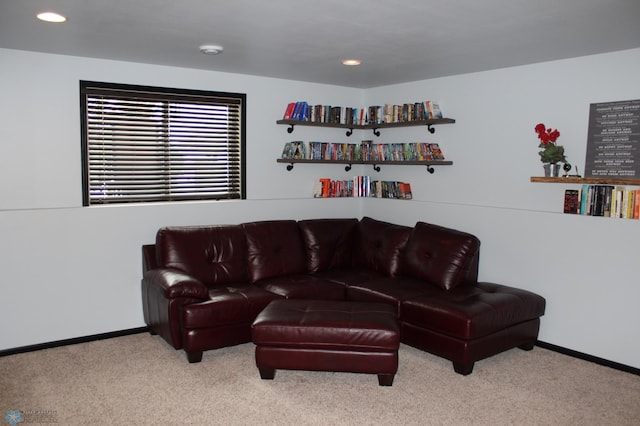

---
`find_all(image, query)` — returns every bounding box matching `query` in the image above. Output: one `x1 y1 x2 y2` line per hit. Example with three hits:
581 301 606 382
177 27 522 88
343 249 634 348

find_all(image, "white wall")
364 49 640 368
1 47 639 370
0 48 363 349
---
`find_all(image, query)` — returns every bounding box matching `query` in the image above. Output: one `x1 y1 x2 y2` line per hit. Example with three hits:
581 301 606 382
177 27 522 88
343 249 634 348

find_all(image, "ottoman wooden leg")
259 367 276 380
377 374 394 386
186 351 203 364
453 362 474 376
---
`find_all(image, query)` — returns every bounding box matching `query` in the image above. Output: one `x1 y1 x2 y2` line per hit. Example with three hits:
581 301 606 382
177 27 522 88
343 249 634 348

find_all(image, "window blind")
80 81 246 205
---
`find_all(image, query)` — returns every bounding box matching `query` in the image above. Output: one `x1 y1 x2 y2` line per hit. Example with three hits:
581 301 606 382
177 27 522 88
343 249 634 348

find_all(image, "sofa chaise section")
396 221 545 374
400 282 545 375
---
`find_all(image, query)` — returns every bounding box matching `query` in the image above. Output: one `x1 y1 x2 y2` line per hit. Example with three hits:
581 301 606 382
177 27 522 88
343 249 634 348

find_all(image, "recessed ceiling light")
342 59 361 66
37 12 67 23
199 45 224 55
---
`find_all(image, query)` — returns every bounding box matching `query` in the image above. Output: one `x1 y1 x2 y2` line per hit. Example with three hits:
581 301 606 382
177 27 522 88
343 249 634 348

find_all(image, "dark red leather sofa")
141 217 545 375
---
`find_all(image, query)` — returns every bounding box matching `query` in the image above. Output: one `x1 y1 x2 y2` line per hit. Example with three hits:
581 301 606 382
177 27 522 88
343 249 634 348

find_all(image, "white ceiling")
1 0 639 88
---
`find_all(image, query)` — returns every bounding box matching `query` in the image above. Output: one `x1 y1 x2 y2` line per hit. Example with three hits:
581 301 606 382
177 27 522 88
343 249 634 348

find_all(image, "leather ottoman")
251 299 400 386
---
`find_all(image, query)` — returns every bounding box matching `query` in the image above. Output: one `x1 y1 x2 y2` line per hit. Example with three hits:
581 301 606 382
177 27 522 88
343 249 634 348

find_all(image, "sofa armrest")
142 269 209 300
142 244 158 273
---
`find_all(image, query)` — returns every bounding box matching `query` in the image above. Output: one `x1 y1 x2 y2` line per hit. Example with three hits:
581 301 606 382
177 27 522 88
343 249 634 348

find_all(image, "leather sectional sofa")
141 217 546 375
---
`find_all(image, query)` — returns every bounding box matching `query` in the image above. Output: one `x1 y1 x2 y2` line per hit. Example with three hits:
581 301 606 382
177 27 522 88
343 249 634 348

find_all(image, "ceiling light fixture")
37 12 67 23
199 45 224 55
342 59 361 66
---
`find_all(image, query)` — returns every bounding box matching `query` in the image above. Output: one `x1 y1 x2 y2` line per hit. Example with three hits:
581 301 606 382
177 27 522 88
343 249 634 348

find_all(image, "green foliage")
538 142 567 164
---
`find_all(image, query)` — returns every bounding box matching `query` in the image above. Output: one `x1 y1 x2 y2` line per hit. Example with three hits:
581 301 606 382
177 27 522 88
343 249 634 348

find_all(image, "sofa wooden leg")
377 374 394 386
258 367 275 380
518 342 535 351
453 362 474 376
186 351 203 363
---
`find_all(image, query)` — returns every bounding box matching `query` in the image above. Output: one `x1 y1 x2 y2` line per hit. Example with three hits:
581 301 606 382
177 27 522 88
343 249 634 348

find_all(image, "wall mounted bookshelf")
277 110 455 174
277 158 453 173
530 177 640 186
277 118 456 136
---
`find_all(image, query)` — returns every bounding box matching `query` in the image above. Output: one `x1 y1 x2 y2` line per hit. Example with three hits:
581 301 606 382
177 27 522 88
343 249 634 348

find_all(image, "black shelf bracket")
372 164 381 172
286 124 295 133
426 165 435 174
346 129 353 137
344 164 352 172
372 128 381 137
426 124 435 134
285 163 294 171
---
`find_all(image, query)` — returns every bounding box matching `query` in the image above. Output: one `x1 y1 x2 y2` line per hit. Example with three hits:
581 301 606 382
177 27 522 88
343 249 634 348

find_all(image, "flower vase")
543 163 561 177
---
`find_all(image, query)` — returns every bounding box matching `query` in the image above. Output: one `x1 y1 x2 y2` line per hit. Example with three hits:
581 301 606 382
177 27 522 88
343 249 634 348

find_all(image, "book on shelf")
425 143 445 160
368 106 383 124
345 107 367 126
330 106 342 124
400 182 413 199
563 189 580 214
282 101 311 121
283 101 443 126
280 141 445 162
280 141 306 159
312 180 323 198
383 104 394 123
572 184 639 219
313 176 412 200
426 101 443 119
283 100 445 125
297 101 310 121
283 102 296 120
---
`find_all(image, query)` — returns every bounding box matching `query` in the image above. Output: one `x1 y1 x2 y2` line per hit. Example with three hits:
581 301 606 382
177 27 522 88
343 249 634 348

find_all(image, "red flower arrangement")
535 123 566 164
535 123 560 144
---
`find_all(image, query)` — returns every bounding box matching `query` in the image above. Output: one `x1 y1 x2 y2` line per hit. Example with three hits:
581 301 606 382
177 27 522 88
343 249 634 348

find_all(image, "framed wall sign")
584 99 639 178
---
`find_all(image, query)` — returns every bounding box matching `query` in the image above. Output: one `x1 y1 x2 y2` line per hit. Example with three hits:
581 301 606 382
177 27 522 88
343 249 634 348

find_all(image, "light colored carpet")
1 333 639 425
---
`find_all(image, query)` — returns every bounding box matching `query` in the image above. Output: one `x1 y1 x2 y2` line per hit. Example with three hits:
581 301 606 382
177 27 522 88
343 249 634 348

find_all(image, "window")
80 81 245 205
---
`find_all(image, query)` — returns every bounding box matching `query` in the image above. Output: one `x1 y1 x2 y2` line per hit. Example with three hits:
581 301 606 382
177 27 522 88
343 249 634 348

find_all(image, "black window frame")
80 81 246 206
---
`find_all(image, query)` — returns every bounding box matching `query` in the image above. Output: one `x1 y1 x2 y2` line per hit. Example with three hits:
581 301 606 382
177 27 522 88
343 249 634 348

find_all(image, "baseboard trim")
0 327 149 357
1 331 638 376
536 340 639 376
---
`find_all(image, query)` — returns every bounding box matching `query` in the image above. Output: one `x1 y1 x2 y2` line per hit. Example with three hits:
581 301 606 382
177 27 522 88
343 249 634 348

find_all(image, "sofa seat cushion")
346 276 429 316
252 300 399 352
182 285 281 329
402 221 480 291
400 282 546 340
299 218 359 273
255 274 346 300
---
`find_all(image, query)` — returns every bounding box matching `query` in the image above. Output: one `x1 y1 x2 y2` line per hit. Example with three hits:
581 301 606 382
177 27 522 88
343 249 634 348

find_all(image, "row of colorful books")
313 177 412 200
564 185 640 218
282 101 443 125
281 141 445 162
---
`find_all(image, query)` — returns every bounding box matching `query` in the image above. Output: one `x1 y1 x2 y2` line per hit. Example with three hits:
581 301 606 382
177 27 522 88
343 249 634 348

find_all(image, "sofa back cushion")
353 217 412 277
299 218 359 273
156 225 248 287
402 221 480 290
243 220 307 283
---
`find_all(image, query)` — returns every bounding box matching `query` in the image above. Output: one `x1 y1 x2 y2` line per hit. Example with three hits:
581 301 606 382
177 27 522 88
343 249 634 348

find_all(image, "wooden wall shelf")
530 176 640 186
277 158 452 173
277 118 455 136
